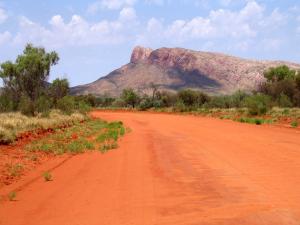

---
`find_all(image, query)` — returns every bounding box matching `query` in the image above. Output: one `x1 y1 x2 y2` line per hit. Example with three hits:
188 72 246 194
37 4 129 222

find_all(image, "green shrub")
237 117 272 125
278 93 293 108
244 94 271 115
35 95 51 114
112 98 126 108
57 96 76 114
291 120 299 128
43 171 52 181
0 93 14 112
138 97 153 110
121 88 140 108
18 95 34 116
76 101 91 114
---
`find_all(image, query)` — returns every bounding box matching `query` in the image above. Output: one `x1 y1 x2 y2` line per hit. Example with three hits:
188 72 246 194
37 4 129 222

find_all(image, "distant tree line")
1 44 300 117
92 65 300 116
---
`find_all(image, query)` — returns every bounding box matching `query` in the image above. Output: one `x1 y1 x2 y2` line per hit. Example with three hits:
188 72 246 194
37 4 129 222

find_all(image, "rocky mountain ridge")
71 46 300 96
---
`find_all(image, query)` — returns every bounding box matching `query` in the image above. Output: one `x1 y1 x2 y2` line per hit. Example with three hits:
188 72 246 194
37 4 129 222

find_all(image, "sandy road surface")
1 111 300 225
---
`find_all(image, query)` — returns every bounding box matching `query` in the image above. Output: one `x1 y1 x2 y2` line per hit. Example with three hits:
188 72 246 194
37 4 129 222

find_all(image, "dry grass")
0 110 86 144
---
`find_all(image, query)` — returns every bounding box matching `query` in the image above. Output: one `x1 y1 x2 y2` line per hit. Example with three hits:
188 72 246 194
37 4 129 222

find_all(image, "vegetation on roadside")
87 65 300 127
1 44 299 129
0 44 92 116
25 119 126 155
0 110 85 144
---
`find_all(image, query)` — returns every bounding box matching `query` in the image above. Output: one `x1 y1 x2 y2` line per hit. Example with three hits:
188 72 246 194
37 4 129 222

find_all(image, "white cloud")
137 0 287 45
119 7 137 21
13 11 138 47
2 0 293 54
87 0 136 13
0 7 7 24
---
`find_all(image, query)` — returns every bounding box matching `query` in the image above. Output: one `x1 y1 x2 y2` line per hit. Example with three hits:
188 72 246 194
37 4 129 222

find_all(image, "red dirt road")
1 111 300 225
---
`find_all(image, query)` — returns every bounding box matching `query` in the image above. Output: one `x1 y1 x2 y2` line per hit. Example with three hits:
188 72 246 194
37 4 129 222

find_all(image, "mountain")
71 46 300 96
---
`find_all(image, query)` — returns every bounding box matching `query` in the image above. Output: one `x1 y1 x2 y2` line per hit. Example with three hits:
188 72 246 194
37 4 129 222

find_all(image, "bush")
57 96 76 114
76 101 91 114
18 95 35 116
121 88 140 108
156 91 177 107
138 96 153 110
291 121 298 128
0 93 14 112
112 98 126 108
35 95 52 114
278 93 293 108
244 94 271 115
43 171 52 181
177 89 208 108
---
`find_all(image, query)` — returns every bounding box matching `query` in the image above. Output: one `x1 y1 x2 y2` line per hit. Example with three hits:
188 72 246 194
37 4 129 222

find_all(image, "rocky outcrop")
130 46 153 64
71 46 300 97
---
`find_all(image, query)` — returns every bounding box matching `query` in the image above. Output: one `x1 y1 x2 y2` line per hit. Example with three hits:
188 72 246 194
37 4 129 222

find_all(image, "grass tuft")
8 192 16 201
43 171 52 182
291 120 299 128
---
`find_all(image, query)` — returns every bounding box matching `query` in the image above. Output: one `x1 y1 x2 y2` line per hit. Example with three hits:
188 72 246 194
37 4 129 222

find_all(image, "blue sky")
0 0 300 86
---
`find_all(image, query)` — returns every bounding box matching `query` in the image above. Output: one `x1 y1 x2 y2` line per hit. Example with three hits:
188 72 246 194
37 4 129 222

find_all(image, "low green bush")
57 96 76 115
43 171 52 182
244 94 271 115
291 120 299 128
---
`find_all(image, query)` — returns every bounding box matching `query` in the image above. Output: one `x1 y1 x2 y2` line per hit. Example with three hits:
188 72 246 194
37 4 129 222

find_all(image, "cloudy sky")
0 0 300 86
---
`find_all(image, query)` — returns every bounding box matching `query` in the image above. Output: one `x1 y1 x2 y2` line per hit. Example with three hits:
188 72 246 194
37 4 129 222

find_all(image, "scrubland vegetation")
0 110 85 144
25 119 126 155
0 44 98 144
90 65 300 127
0 43 299 149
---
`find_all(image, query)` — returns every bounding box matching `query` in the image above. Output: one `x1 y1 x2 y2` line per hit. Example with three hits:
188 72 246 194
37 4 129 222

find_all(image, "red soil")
1 111 300 224
0 130 58 188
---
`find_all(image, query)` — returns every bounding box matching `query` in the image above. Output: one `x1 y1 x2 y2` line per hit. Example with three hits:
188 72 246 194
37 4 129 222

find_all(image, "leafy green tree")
121 88 140 108
177 89 209 108
0 44 59 115
49 78 69 105
264 65 296 82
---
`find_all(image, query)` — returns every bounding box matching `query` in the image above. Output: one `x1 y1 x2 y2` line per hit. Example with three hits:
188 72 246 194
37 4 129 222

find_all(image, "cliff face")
71 46 300 96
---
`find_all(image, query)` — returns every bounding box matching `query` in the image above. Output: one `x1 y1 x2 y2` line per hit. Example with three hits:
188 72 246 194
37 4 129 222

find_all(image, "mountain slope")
71 46 300 96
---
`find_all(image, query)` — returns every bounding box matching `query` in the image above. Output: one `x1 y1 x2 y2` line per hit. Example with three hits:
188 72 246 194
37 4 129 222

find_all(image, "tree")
260 65 300 107
0 44 59 115
177 89 209 108
121 88 140 108
264 65 296 82
49 78 69 105
149 82 158 102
